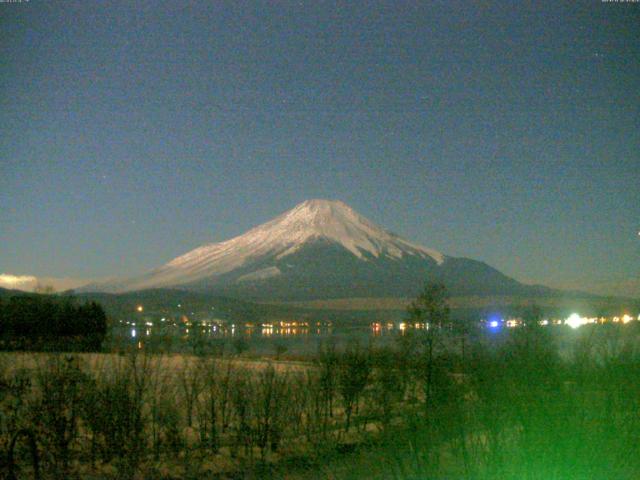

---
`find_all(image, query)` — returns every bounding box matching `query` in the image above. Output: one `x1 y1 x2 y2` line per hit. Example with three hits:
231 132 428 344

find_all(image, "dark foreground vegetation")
0 286 639 479
2 325 639 480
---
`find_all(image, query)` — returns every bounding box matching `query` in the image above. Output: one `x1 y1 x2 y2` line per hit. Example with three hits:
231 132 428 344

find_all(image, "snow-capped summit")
95 199 444 292
261 199 444 262
170 198 443 265
86 199 541 300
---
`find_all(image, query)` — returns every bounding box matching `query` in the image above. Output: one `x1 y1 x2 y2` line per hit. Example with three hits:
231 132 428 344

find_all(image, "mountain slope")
86 199 553 300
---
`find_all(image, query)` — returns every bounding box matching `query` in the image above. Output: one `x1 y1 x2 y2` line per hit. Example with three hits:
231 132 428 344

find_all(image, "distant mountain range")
83 199 558 301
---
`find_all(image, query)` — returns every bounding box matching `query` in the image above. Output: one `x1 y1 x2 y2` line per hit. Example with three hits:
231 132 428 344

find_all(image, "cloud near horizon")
0 274 89 292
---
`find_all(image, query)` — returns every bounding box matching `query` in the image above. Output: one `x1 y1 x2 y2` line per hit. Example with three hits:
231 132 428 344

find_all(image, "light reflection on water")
110 321 403 354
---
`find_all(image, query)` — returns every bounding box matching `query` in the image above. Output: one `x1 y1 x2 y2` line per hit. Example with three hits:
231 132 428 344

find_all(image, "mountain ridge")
83 199 557 300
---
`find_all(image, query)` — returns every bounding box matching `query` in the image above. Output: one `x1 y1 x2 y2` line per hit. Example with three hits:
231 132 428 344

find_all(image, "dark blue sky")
1 1 638 295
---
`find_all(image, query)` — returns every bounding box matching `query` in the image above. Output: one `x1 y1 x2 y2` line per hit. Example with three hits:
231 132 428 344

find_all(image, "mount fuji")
85 199 552 300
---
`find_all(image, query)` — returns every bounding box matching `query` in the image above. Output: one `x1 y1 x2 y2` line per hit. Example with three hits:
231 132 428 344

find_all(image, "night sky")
1 1 638 296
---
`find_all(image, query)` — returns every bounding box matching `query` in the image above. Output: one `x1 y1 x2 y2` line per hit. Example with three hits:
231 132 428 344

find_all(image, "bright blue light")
486 314 502 329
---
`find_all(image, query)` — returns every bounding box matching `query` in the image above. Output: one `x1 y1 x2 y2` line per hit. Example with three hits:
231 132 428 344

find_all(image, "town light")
565 313 585 329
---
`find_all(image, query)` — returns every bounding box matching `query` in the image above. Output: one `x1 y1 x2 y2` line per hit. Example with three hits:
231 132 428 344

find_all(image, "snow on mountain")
93 199 445 293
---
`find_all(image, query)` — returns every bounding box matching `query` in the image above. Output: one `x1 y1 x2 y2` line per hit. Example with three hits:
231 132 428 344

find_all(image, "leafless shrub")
178 357 203 428
252 364 288 460
337 342 370 434
79 351 155 478
193 357 221 453
31 355 89 478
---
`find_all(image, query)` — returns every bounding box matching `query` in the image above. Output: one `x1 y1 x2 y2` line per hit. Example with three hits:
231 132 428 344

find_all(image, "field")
273 294 639 314
1 322 640 479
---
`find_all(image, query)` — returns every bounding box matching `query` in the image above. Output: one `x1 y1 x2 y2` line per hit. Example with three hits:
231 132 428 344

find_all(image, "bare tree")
407 282 450 415
337 342 370 434
178 357 203 428
253 364 289 460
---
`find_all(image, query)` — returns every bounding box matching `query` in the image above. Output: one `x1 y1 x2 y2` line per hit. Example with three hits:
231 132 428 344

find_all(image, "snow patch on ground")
237 266 282 283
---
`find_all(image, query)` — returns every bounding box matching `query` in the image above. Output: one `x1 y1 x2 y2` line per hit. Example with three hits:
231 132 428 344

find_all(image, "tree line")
0 295 107 351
